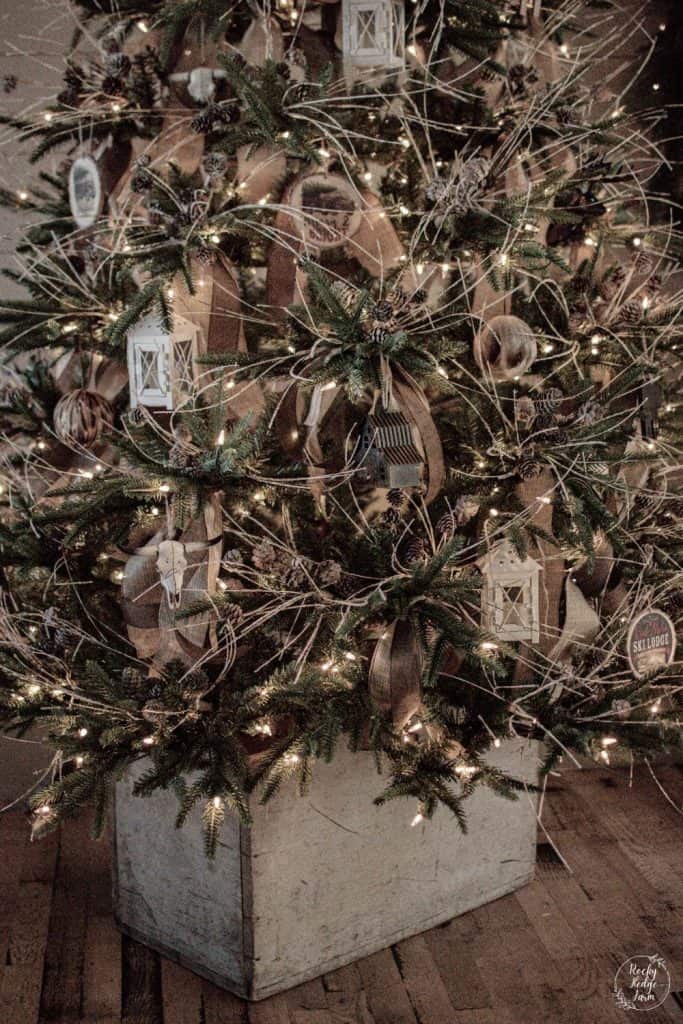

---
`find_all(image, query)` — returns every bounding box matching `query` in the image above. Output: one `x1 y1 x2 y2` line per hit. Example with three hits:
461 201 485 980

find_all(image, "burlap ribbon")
368 619 423 729
549 578 600 665
513 468 564 684
174 255 265 421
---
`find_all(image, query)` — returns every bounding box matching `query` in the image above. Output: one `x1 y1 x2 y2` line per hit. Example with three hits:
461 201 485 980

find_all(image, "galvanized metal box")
113 739 541 1000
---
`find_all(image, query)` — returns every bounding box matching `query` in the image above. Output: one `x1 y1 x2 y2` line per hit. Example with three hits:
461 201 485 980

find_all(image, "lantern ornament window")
127 313 201 411
478 539 541 644
342 0 405 77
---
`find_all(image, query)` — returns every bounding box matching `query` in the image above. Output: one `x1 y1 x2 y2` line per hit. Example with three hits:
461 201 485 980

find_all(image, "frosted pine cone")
387 489 405 507
252 541 290 575
426 156 490 216
515 395 536 429
454 495 480 524
316 560 342 587
575 399 602 426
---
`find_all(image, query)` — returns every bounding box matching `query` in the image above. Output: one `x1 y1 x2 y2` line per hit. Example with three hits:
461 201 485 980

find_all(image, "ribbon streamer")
368 619 423 729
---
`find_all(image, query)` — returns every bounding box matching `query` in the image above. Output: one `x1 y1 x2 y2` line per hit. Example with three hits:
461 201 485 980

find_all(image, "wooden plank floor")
0 763 681 1024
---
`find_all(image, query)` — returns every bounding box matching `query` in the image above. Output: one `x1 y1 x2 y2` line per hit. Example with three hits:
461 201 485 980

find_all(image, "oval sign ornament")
627 609 676 677
68 155 102 229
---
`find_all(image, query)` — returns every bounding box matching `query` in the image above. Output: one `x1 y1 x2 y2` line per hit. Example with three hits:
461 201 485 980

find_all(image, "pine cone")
191 109 214 134
195 245 216 265
131 170 153 193
575 399 602 426
611 699 631 718
316 560 342 587
380 507 402 531
222 603 244 627
517 448 543 479
404 537 427 563
142 700 166 724
122 667 145 689
620 300 643 324
371 300 394 322
101 75 125 96
368 326 389 345
275 62 290 78
534 388 563 416
454 495 480 524
287 82 310 103
515 395 536 428
631 249 653 273
436 509 458 538
105 53 131 77
387 488 404 507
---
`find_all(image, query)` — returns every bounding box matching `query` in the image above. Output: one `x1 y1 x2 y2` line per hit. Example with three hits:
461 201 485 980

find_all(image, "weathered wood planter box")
113 739 541 1000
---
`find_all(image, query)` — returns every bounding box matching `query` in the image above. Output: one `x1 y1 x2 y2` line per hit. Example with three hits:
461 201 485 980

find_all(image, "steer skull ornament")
133 537 215 608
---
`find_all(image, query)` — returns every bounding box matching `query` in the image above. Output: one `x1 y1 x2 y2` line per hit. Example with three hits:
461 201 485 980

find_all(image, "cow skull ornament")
134 536 220 608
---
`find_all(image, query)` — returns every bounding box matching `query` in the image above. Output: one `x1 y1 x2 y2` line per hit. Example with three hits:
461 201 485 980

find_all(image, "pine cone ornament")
195 245 216 265
122 667 145 689
404 537 427 563
534 388 563 416
316 560 342 587
517 447 543 479
191 108 214 134
253 540 290 576
369 326 389 345
371 300 394 322
142 700 166 724
148 680 165 701
222 603 244 627
611 699 631 718
631 249 653 273
515 395 536 429
380 506 402 531
387 489 405 507
454 495 480 524
203 151 228 187
105 53 131 77
620 300 643 324
331 281 359 311
283 559 309 589
575 399 602 426
223 548 243 565
436 509 458 538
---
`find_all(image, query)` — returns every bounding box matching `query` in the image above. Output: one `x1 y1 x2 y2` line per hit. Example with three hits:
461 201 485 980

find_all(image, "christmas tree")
0 0 680 858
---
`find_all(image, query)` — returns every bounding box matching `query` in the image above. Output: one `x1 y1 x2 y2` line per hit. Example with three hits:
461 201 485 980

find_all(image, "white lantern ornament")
126 312 200 411
341 0 405 79
478 539 541 644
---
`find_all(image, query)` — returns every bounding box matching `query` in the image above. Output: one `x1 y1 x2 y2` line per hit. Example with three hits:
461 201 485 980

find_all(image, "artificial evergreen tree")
0 0 680 858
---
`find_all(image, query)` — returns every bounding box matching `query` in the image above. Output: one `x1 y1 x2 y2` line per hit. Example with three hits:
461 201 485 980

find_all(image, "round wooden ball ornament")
53 389 115 446
474 315 538 381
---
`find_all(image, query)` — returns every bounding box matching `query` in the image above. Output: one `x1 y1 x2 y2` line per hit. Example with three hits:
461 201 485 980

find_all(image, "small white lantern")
342 0 405 75
127 313 200 411
478 539 541 644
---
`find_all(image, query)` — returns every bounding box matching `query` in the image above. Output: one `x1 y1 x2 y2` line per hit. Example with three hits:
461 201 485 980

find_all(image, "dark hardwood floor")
0 762 681 1023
